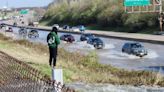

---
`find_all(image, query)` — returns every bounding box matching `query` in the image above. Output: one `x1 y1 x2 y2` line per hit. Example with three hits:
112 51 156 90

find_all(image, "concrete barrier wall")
6 24 164 45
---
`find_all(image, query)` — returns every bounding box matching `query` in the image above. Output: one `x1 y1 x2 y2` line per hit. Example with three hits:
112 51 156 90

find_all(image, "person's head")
52 26 58 34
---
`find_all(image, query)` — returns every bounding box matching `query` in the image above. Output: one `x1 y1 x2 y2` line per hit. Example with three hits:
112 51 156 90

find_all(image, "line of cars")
0 24 13 32
60 33 105 49
54 24 86 32
60 33 148 57
0 24 39 39
18 28 39 38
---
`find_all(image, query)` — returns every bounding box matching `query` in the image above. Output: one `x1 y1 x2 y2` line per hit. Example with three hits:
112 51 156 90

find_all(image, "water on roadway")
2 27 164 73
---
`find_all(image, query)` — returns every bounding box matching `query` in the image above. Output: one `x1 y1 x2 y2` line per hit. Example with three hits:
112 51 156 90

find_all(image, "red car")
60 34 75 43
5 27 13 32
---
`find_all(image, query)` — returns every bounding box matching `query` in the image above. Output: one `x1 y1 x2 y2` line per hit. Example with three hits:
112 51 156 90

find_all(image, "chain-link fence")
0 51 75 92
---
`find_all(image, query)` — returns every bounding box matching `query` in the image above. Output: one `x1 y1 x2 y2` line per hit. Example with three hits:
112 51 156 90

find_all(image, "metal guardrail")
0 51 75 92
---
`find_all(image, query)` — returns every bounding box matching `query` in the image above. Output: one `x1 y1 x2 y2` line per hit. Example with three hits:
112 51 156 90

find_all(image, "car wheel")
139 55 143 58
94 45 98 49
80 38 83 41
122 49 124 52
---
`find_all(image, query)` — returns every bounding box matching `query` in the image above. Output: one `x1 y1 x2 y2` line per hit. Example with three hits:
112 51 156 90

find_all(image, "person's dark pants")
49 47 57 67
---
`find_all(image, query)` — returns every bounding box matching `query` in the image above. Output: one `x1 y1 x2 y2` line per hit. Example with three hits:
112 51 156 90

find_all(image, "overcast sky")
0 0 53 8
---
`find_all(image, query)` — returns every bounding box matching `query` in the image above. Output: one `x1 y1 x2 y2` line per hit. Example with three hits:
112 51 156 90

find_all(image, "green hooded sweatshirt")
47 32 60 48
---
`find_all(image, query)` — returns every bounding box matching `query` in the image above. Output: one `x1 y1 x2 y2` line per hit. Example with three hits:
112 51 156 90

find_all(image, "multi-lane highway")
1 26 163 73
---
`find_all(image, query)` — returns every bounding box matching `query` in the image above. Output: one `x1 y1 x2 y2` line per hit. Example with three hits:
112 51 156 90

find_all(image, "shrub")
41 0 159 32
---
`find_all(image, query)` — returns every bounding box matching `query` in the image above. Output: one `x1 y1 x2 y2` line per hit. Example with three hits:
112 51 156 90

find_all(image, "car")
122 42 148 57
80 33 95 41
87 38 104 49
19 28 28 36
154 31 164 35
53 24 60 29
62 25 70 31
60 34 75 43
13 22 17 27
28 29 39 38
70 27 80 32
0 23 6 29
21 21 25 25
28 22 34 27
5 27 13 32
77 25 86 32
33 22 39 27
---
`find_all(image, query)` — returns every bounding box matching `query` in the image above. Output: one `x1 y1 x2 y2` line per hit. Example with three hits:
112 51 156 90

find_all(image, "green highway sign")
20 10 28 14
124 0 150 6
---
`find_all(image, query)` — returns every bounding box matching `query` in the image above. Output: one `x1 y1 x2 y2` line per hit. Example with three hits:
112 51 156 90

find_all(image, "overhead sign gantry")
124 0 151 6
124 0 163 32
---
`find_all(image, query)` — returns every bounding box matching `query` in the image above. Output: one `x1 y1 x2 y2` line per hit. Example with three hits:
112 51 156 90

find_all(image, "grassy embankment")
0 33 164 86
41 0 161 34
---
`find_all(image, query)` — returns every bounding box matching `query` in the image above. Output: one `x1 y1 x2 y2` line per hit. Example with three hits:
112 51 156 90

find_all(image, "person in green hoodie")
47 27 60 68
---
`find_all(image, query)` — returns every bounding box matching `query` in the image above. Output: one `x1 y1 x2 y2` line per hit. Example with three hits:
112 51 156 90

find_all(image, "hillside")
41 0 162 33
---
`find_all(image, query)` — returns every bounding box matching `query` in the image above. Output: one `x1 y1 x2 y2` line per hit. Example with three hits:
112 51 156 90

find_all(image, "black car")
28 22 34 27
80 33 95 41
0 23 5 29
122 42 148 57
28 29 39 38
13 22 17 27
63 25 70 30
19 28 28 36
60 34 75 43
87 38 104 49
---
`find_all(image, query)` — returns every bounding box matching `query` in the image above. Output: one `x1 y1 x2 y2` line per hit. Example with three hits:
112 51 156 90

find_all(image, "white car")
53 24 60 29
33 22 39 27
70 27 80 32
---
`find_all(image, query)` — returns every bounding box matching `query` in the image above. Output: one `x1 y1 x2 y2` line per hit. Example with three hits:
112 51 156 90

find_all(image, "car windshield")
66 34 71 37
94 38 102 42
86 34 94 37
132 43 143 48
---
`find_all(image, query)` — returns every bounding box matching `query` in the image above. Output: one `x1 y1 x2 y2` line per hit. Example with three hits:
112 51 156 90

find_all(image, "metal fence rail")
0 51 75 92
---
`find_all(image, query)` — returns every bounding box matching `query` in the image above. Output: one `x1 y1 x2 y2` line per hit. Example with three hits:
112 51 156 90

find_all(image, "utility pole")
158 0 163 32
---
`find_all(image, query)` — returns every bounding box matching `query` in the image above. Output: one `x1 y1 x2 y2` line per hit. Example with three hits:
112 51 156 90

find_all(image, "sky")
0 0 54 8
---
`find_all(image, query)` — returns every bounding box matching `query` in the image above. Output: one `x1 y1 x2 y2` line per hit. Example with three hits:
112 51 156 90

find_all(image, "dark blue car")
60 34 75 43
63 25 70 30
87 38 104 49
80 33 95 41
122 42 148 57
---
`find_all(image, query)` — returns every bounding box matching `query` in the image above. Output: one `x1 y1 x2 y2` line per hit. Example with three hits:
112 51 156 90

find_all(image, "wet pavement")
68 83 164 92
